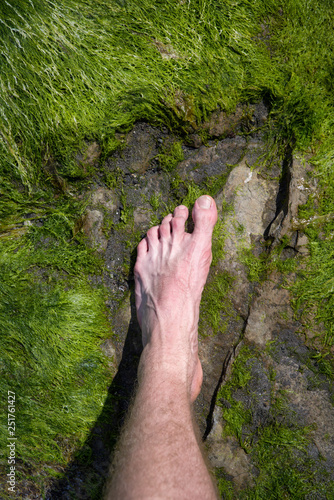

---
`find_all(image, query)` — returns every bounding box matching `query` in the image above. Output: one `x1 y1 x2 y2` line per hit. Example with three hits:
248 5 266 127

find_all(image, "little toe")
136 238 148 258
192 195 217 237
171 205 188 237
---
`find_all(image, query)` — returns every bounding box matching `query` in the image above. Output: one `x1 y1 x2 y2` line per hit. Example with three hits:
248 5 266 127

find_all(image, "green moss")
104 166 123 190
119 189 134 227
241 423 332 500
149 193 162 211
272 256 297 274
211 219 227 267
240 241 297 283
0 0 275 186
217 347 254 441
178 182 204 209
291 236 334 348
240 247 267 282
204 166 235 198
26 213 103 275
200 272 234 335
217 346 333 498
223 401 252 441
215 470 235 499
0 241 113 467
312 353 333 379
158 141 184 172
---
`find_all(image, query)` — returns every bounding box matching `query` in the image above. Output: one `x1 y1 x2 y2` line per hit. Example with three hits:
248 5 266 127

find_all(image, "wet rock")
197 315 245 432
270 154 315 246
186 133 203 148
100 339 116 370
203 105 245 138
133 207 149 228
252 100 269 129
82 188 118 252
113 123 160 174
153 39 179 60
213 160 278 320
162 89 197 129
91 187 118 212
295 232 309 255
273 355 334 477
244 278 293 347
234 358 271 429
82 209 107 252
220 162 277 246
76 117 333 497
76 141 101 169
203 101 268 138
194 139 334 492
207 408 253 490
178 136 247 184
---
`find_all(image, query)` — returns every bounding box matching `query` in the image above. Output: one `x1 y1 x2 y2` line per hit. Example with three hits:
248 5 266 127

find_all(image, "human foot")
134 195 217 401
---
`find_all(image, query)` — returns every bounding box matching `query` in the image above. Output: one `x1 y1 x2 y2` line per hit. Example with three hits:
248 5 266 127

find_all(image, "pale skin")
106 195 219 500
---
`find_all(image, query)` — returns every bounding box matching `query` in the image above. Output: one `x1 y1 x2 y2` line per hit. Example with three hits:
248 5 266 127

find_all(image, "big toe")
192 195 217 236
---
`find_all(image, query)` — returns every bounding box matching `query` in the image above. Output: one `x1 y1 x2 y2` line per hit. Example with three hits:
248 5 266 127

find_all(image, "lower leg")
106 196 218 500
107 357 217 499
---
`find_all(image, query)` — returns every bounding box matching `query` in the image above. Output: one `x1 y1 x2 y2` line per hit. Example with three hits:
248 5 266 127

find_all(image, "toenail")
178 205 187 210
197 195 212 209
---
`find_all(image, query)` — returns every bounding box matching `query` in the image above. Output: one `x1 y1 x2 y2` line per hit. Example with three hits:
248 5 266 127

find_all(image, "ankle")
138 344 194 398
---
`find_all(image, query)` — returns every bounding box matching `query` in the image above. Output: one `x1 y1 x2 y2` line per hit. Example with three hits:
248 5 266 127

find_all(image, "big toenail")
197 195 212 209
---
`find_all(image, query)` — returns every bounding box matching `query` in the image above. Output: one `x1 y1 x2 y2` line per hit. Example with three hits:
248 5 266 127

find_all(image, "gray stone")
113 122 160 174
178 136 247 184
206 408 253 490
244 279 293 347
91 187 118 212
82 209 107 252
296 232 309 255
82 187 118 252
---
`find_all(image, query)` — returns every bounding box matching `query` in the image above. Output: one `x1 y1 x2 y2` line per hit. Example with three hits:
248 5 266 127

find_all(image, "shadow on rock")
46 289 142 500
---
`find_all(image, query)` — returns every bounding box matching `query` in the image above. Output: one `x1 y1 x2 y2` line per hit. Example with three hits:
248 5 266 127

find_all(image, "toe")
173 205 189 220
146 225 160 250
171 205 188 237
161 213 173 225
159 213 172 239
192 195 217 237
136 238 148 258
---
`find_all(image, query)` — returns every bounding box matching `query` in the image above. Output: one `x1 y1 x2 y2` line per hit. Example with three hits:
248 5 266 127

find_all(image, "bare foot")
134 195 217 401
